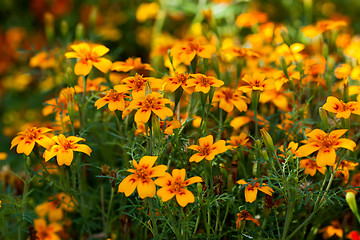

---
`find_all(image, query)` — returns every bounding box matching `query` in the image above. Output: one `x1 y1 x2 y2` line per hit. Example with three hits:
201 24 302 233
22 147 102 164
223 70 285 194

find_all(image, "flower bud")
44 12 54 43
260 128 275 155
319 107 329 130
346 191 359 215
280 56 288 77
60 20 69 37
89 6 98 28
251 90 260 111
197 182 203 194
261 149 269 161
75 23 85 40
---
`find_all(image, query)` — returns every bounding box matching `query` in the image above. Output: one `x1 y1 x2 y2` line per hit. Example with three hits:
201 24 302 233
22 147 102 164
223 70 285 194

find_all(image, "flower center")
175 72 188 85
188 40 200 51
108 89 123 101
200 144 211 156
25 127 38 140
133 74 146 90
321 135 333 148
199 76 210 86
136 168 148 179
222 89 234 101
58 136 72 150
172 178 185 192
144 95 159 109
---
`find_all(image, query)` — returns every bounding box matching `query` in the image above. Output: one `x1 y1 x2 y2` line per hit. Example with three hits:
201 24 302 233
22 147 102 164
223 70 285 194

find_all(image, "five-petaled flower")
118 156 167 199
237 178 274 203
213 87 249 112
43 134 92 166
94 88 129 111
322 96 360 119
115 73 163 95
187 135 229 163
299 159 326 176
187 74 224 94
164 72 193 94
238 72 274 93
128 92 174 123
11 127 55 156
154 168 202 207
65 43 112 76
297 129 356 167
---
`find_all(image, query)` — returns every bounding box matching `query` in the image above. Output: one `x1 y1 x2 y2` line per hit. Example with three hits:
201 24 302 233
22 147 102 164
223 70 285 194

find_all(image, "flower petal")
176 189 195 207
118 175 138 196
137 178 156 199
57 149 74 166
316 147 336 167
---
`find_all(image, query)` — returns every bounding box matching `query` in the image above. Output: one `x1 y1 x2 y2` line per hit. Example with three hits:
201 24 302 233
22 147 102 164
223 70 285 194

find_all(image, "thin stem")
148 198 159 238
105 187 115 237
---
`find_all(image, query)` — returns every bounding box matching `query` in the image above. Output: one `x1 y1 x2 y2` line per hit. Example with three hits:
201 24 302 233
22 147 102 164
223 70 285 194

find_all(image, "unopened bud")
346 191 358 215
251 90 260 111
319 107 329 130
197 182 203 194
151 114 161 138
322 43 329 59
60 20 69 37
89 6 98 27
44 12 54 43
286 150 294 164
75 23 85 40
261 150 269 161
280 56 288 77
260 128 275 155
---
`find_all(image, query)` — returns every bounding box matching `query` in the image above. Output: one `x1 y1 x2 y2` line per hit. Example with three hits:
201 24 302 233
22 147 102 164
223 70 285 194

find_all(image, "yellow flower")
112 57 154 72
10 127 55 155
319 221 343 239
186 74 224 94
35 193 75 222
213 87 249 112
43 134 92 166
33 218 63 240
299 159 326 176
118 156 167 199
29 51 56 69
136 2 159 22
128 92 173 123
238 73 275 93
65 42 112 76
154 168 202 207
297 129 356 167
115 73 163 95
164 72 193 94
187 135 228 163
322 96 360 119
335 160 358 183
237 178 274 203
74 77 106 92
235 11 267 27
170 38 216 66
227 132 250 150
94 88 129 111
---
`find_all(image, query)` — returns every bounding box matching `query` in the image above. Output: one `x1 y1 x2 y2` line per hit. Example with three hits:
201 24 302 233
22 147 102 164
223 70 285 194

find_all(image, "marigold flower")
335 160 358 183
187 135 228 163
42 88 78 117
236 210 260 228
213 87 249 112
227 132 250 149
297 129 356 167
154 168 202 207
164 72 193 94
186 74 224 94
118 156 167 199
35 193 75 222
221 46 260 60
29 51 56 69
235 11 267 27
115 73 163 95
322 96 360 119
128 92 173 123
43 134 92 166
238 73 274 93
33 218 63 240
94 88 129 111
112 57 154 72
170 38 216 66
10 127 55 155
334 63 351 79
65 42 112 76
237 179 274 203
319 221 343 239
299 159 326 176
74 77 105 92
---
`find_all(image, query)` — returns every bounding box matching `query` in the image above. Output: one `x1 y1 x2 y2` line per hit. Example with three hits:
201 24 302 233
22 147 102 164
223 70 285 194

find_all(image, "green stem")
19 156 31 240
281 197 295 240
105 187 115 237
148 198 159 238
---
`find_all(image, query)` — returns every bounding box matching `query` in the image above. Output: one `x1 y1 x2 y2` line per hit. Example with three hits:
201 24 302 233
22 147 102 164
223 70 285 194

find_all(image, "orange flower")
160 120 181 135
334 64 351 79
170 38 216 66
227 132 250 149
35 193 75 222
29 51 56 69
213 87 249 112
164 72 193 94
154 168 202 207
33 218 63 240
94 88 129 111
237 179 274 203
118 156 167 199
238 73 275 93
74 77 105 92
236 210 260 228
112 57 154 72
235 11 267 27
65 43 112 76
299 159 326 176
115 73 163 95
297 129 356 167
10 127 55 155
187 135 228 163
186 74 224 94
319 221 343 239
335 160 358 183
43 134 92 166
128 92 174 123
221 46 260 59
42 88 78 117
322 96 360 119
